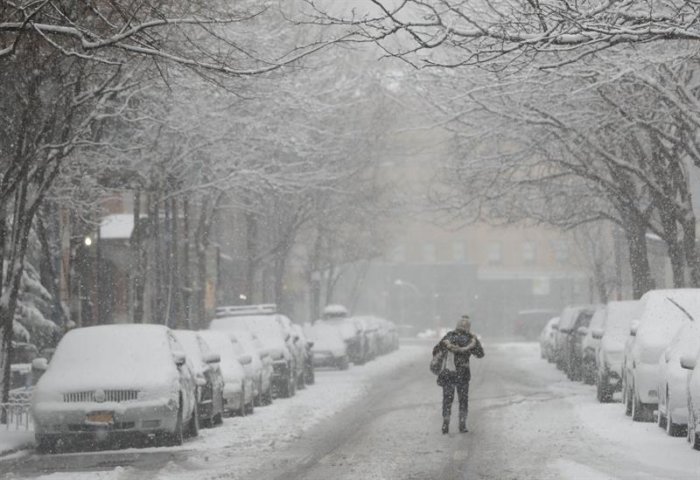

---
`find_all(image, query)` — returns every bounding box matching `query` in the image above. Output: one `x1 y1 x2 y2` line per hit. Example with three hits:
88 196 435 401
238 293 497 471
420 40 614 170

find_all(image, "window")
487 242 502 265
523 241 536 264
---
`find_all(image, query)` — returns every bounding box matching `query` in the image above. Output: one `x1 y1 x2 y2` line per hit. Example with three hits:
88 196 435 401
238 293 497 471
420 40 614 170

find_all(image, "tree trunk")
625 222 654 299
245 212 258 304
182 197 192 328
681 214 700 288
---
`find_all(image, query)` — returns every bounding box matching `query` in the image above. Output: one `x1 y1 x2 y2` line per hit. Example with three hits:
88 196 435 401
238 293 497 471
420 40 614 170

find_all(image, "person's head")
456 315 471 332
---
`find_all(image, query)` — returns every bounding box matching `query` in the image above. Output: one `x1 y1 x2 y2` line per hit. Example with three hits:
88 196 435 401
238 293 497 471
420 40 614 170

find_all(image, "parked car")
554 305 594 372
198 331 254 416
557 305 596 380
539 317 559 363
304 322 349 370
32 325 198 452
581 307 606 385
514 309 559 340
680 344 700 449
211 305 297 398
276 314 307 389
657 316 700 436
231 329 273 405
172 330 225 428
319 304 366 365
594 300 640 403
624 289 699 422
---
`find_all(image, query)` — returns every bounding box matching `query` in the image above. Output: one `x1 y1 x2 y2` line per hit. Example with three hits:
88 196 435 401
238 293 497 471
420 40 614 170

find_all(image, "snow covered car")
556 305 596 380
657 317 700 436
319 304 366 365
624 289 698 422
539 317 559 363
230 329 273 405
198 331 255 416
681 345 700 449
276 314 307 389
581 308 606 385
32 325 198 452
210 305 297 398
172 330 225 428
554 305 594 373
595 300 640 403
304 322 349 370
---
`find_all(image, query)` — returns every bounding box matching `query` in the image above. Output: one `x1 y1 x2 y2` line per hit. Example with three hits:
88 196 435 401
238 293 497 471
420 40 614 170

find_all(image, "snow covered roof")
100 214 135 240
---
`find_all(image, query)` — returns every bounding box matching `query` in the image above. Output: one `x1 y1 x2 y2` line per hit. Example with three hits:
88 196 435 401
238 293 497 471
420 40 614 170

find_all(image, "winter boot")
458 417 468 433
442 418 449 434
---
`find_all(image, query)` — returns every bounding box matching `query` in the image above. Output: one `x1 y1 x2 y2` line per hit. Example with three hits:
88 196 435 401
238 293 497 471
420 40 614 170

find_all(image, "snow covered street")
2 340 699 479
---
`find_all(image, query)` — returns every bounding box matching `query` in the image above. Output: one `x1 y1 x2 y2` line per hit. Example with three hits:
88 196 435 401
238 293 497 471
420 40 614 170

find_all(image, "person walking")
434 315 482 434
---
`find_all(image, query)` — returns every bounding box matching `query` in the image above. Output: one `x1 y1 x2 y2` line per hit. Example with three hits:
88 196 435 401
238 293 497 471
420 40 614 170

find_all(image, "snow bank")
0 431 34 456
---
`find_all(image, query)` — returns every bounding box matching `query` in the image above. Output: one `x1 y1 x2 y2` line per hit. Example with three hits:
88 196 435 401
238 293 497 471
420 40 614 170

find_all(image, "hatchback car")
539 317 559 363
594 300 640 403
680 346 700 449
198 331 254 416
32 325 198 452
172 330 225 428
624 289 699 422
211 306 297 399
305 322 349 370
231 329 273 405
657 317 700 436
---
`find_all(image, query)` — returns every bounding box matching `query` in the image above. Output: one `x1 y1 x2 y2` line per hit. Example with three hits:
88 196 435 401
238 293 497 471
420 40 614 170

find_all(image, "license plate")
86 412 113 424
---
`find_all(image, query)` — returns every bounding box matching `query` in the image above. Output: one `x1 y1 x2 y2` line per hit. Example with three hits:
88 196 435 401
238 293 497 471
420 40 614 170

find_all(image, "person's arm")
445 336 477 353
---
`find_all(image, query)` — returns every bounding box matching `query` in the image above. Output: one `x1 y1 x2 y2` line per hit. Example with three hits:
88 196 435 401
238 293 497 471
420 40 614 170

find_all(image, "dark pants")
442 376 470 421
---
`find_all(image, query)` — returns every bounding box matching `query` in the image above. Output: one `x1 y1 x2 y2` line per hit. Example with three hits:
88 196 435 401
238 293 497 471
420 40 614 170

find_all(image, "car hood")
36 365 176 396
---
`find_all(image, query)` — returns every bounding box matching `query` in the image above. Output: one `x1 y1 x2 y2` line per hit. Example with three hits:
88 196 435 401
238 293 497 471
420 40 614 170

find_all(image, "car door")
169 332 196 420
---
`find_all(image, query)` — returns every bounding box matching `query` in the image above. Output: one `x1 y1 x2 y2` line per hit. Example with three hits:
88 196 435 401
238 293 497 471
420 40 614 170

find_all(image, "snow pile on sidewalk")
30 344 426 480
0 430 34 456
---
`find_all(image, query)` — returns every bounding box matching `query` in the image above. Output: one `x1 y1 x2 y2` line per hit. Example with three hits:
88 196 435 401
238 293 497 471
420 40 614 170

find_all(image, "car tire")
35 435 57 454
657 400 667 430
238 383 247 416
664 392 682 437
689 410 700 450
163 403 184 446
631 387 653 422
596 372 608 403
306 366 315 385
188 405 199 438
623 377 632 416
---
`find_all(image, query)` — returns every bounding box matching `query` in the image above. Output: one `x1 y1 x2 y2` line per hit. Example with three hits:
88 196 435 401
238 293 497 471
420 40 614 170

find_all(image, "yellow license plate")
87 412 113 424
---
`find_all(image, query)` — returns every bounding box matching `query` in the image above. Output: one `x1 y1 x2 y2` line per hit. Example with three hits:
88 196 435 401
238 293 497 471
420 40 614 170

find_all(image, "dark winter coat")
434 330 477 385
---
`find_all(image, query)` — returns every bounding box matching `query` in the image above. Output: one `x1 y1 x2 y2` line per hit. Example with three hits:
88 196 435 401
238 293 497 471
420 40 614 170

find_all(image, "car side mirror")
238 354 252 365
591 328 604 340
577 326 589 336
203 353 220 364
173 352 186 367
680 354 697 370
307 341 314 349
32 358 48 371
